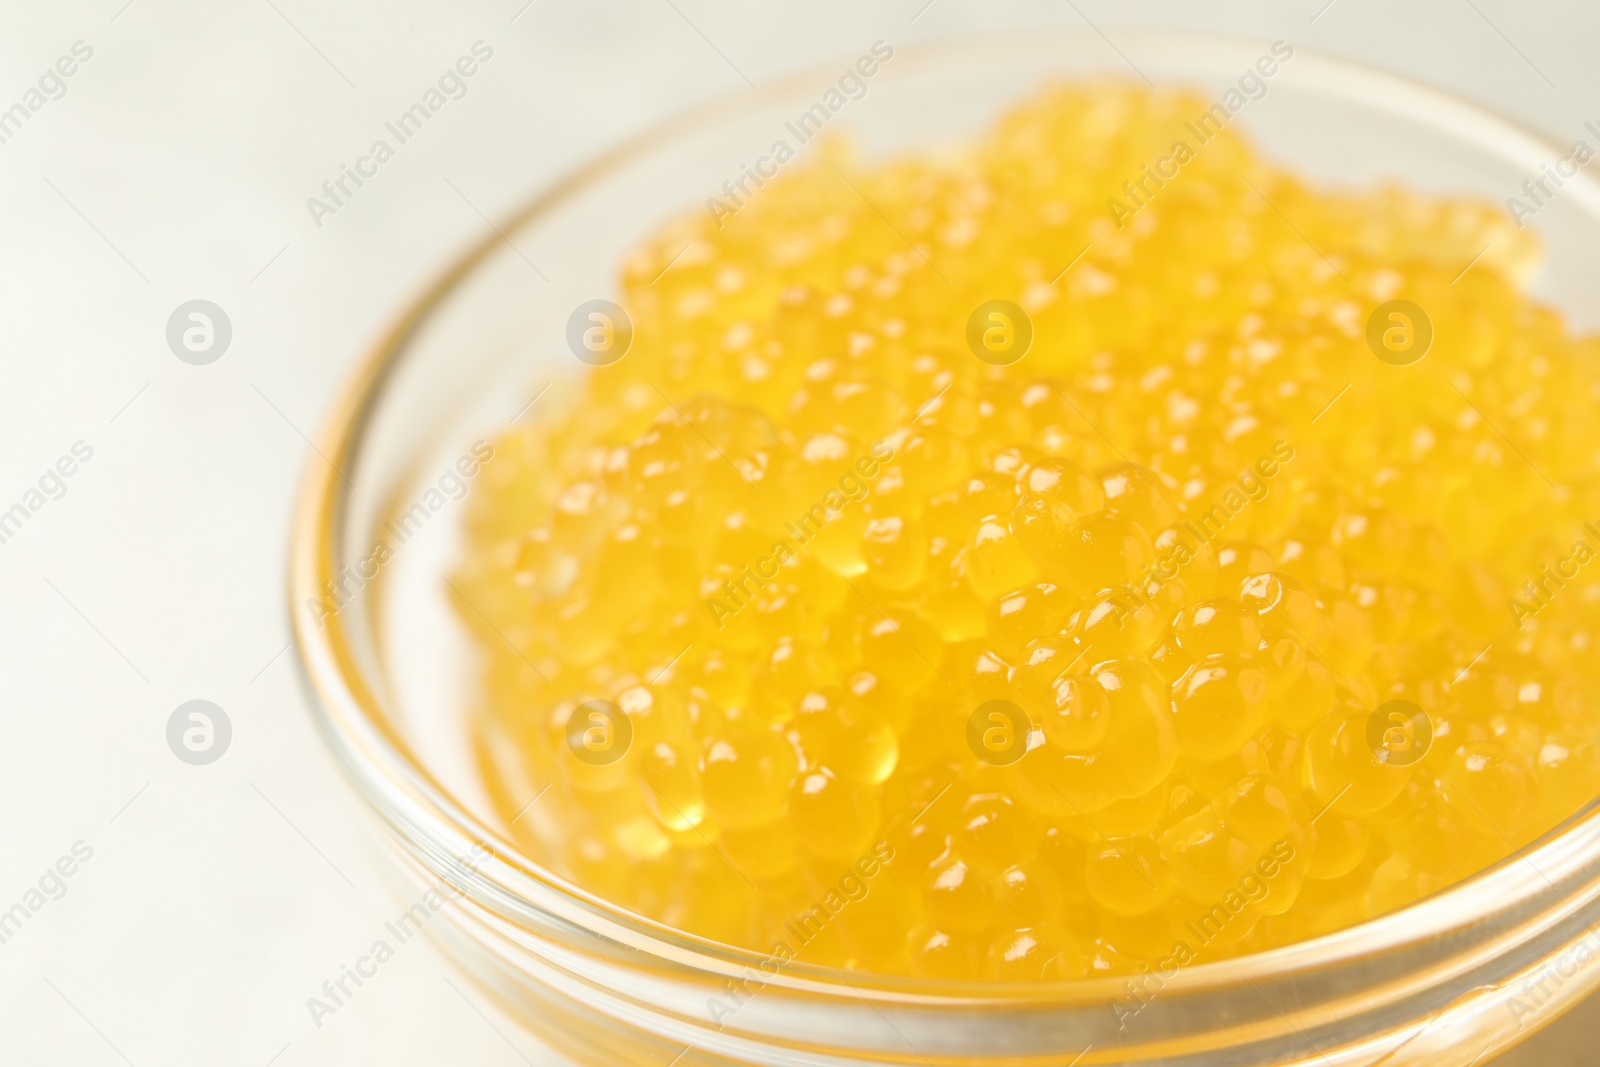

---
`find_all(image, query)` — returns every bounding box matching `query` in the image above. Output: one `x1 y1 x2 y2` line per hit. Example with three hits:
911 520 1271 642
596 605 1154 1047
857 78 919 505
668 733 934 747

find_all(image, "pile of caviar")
452 84 1600 980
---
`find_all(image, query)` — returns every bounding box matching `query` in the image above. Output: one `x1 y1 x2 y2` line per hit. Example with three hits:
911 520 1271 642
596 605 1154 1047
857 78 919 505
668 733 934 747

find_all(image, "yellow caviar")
452 84 1600 980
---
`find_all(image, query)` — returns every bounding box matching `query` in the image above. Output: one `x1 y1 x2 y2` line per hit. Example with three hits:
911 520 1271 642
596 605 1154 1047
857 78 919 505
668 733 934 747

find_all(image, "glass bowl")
289 28 1600 1066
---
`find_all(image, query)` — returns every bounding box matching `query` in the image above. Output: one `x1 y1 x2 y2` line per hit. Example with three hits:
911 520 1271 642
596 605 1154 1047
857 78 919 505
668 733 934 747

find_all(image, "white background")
0 1 1596 1063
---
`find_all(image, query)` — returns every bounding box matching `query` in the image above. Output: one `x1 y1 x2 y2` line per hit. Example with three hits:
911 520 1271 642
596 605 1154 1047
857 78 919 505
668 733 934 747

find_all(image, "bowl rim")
289 24 1600 1006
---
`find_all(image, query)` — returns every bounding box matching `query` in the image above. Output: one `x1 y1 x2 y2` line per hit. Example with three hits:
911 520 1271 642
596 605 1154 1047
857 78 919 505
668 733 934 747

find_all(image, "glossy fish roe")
451 84 1600 980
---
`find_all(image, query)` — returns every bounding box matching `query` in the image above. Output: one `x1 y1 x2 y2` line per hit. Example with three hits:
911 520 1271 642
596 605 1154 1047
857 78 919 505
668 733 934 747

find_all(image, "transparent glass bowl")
289 29 1600 1066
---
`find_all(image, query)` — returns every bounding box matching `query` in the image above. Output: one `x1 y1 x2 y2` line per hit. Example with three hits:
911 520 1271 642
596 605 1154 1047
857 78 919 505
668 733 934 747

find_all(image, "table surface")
3 1 1598 1063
